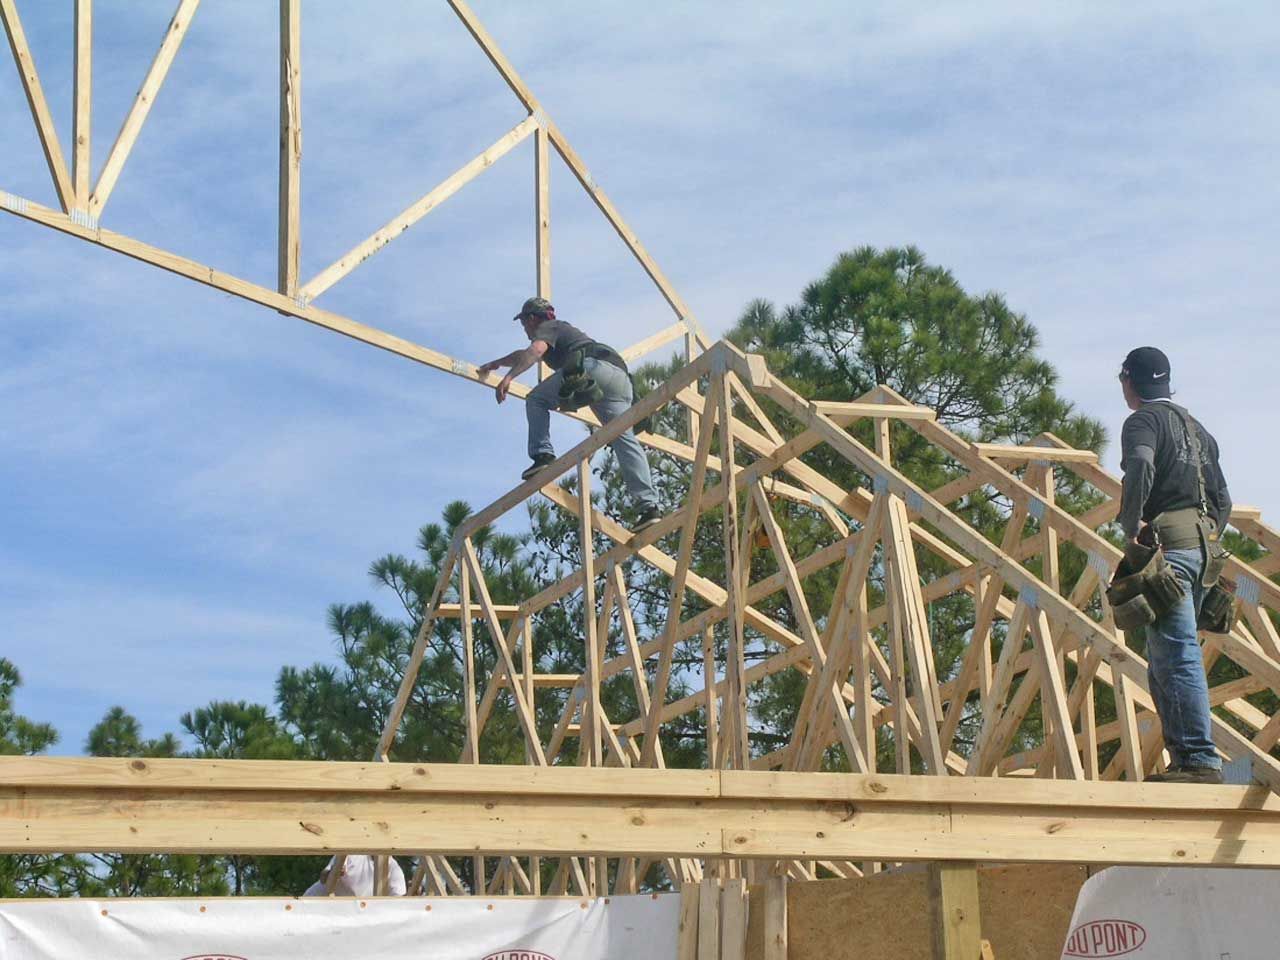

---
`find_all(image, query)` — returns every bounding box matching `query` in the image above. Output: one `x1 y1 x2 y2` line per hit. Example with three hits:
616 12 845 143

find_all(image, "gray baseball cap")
513 296 554 321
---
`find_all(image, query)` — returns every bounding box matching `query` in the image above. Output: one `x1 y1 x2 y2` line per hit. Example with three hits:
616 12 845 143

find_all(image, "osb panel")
746 863 1088 960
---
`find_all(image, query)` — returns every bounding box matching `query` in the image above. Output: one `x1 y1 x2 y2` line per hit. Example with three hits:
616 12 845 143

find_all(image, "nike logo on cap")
1152 371 1168 379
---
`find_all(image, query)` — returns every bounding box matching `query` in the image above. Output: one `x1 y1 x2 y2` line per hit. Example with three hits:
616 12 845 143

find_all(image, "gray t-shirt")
530 319 598 371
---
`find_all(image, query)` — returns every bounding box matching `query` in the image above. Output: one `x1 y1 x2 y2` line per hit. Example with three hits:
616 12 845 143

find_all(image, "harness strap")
1163 402 1210 518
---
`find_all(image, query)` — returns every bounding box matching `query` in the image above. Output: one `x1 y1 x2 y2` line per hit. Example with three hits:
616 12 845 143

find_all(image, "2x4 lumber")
0 191 551 403
744 352 1280 786
930 861 982 960
461 345 715 538
299 115 537 301
763 873 788 960
8 759 1280 865
720 878 748 960
756 482 827 752
814 400 936 422
884 494 947 772
443 0 708 346
727 371 785 446
376 545 458 758
0 0 76 212
90 0 202 217
920 404 1280 615
698 878 721 960
621 321 687 363
975 443 1099 464
462 540 547 765
793 499 881 772
277 0 301 296
535 123 551 298
640 386 719 765
459 559 480 764
609 564 653 715
715 373 751 769
1029 609 1085 779
73 0 91 202
576 461 604 769
677 881 701 960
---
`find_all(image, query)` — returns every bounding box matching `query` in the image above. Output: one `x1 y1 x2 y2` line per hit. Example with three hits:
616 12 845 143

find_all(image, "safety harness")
1105 403 1236 634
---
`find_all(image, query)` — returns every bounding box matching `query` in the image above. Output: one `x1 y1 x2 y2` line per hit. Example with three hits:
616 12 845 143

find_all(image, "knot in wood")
867 780 889 794
130 760 147 772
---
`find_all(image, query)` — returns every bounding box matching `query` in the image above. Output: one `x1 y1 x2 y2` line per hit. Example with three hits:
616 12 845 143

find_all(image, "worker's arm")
1117 412 1156 543
477 348 527 376
493 340 549 404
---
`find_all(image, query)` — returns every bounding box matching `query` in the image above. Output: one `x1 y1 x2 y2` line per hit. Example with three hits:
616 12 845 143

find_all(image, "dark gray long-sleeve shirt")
1117 400 1232 538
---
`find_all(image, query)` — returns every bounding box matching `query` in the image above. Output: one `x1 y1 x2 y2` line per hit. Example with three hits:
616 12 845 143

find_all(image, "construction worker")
1115 346 1232 784
477 297 662 531
302 855 406 896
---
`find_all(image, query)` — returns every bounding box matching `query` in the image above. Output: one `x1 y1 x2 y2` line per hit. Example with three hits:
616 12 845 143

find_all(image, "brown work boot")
1146 765 1223 785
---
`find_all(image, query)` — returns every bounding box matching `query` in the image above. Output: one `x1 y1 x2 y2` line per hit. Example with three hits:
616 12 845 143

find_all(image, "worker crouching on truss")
478 297 662 532
1108 347 1234 784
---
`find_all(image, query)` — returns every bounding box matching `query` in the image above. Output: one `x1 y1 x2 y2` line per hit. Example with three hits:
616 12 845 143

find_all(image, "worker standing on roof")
477 297 662 532
1112 346 1233 784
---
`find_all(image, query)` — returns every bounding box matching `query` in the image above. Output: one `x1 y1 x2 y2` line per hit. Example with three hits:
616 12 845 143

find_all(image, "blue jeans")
526 357 658 512
1139 546 1221 770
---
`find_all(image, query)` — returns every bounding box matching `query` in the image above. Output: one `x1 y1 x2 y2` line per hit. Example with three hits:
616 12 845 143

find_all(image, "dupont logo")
179 955 249 960
481 952 555 960
1063 919 1147 957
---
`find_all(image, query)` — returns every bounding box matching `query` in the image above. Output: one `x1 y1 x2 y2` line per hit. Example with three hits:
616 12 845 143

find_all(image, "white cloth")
0 893 678 959
1060 865 1280 957
302 855 406 897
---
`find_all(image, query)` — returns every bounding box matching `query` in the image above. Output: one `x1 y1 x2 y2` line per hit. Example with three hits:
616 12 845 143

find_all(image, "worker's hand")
477 361 499 378
495 376 512 404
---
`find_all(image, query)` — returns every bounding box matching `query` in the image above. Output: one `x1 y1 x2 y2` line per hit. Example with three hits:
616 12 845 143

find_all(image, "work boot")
632 506 662 533
1145 765 1223 785
521 453 556 481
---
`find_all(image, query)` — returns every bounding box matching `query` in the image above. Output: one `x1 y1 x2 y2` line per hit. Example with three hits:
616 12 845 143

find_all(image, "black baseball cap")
1120 346 1172 400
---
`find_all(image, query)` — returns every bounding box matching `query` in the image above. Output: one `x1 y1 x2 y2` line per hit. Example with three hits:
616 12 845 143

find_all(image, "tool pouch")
1198 579 1238 634
1111 592 1157 631
1106 547 1185 632
556 349 604 412
1198 517 1230 589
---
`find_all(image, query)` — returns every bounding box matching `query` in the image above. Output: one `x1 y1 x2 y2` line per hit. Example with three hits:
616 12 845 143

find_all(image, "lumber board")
0 0 75 211
90 0 202 216
3 760 1280 866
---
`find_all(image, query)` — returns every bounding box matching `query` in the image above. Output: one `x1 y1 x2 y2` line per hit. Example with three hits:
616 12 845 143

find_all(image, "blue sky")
2 2 1277 754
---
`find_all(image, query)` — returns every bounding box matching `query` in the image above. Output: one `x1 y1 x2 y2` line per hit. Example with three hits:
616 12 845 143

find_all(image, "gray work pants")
526 358 658 512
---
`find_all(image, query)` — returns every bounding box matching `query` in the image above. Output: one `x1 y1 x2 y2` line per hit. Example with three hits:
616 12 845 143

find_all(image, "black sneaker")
632 507 662 533
521 454 556 481
1146 765 1223 785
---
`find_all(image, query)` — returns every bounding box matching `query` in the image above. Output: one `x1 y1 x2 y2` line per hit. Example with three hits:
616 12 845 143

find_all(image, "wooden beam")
535 121 551 299
763 873 788 960
90 0 202 217
277 0 301 296
930 861 982 960
974 443 1099 464
73 0 92 203
0 0 76 212
814 400 936 422
442 0 710 347
577 460 604 770
716 373 751 769
4 758 1280 866
639 387 719 766
300 115 536 300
